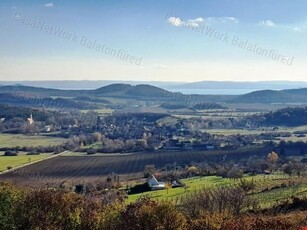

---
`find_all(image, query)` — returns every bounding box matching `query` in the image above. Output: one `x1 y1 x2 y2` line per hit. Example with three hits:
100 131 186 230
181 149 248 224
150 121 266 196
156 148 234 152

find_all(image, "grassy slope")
0 134 66 148
127 174 307 208
0 152 52 172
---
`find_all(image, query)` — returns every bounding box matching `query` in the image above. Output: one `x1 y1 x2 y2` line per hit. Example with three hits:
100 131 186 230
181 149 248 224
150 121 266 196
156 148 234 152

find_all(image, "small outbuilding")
147 175 165 190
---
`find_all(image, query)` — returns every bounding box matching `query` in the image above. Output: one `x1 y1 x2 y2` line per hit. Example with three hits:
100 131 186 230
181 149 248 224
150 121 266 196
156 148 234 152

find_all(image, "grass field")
203 128 264 136
0 134 66 148
127 174 284 203
0 152 52 172
81 108 113 115
127 176 233 203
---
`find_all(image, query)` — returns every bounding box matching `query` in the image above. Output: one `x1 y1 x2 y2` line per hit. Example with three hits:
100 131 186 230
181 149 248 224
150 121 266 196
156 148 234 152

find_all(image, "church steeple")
27 114 34 125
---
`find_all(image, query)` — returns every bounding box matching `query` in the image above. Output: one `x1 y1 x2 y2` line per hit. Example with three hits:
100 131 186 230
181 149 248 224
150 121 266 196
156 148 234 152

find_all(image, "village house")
147 175 165 190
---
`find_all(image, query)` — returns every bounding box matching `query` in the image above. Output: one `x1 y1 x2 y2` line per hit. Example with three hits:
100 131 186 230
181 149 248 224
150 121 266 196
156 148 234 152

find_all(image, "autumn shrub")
188 212 227 230
182 187 258 218
79 197 123 230
0 182 24 230
222 213 307 230
13 189 84 230
116 196 187 230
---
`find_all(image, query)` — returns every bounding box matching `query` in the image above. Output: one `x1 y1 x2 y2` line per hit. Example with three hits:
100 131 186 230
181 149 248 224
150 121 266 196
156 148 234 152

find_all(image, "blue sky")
0 0 307 82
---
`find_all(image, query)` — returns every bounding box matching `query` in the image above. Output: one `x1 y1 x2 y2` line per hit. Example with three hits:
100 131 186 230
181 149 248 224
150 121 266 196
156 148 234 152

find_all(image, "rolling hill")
229 88 307 104
0 84 227 109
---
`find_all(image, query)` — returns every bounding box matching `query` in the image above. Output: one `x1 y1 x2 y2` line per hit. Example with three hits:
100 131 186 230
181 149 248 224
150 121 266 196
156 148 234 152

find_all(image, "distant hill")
0 81 178 90
94 84 168 98
0 93 97 109
0 85 81 97
2 80 307 92
229 88 307 104
0 84 228 109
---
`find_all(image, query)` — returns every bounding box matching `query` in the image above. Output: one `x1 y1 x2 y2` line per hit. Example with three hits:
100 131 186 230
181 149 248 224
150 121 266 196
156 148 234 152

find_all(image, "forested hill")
0 84 225 107
230 88 307 103
0 84 169 99
2 84 307 105
261 106 307 126
243 106 307 127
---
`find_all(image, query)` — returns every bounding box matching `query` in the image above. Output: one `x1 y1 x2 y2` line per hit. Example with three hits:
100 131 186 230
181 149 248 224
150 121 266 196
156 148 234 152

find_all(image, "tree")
187 166 199 176
93 132 102 142
144 165 156 178
226 168 243 180
268 151 279 164
283 161 305 177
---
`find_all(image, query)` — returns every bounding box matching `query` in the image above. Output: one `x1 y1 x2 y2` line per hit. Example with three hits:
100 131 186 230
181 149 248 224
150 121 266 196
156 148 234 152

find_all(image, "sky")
0 0 307 82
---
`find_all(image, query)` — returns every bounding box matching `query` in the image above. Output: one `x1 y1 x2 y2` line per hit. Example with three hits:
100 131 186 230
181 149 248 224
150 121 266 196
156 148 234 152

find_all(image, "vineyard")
128 174 307 208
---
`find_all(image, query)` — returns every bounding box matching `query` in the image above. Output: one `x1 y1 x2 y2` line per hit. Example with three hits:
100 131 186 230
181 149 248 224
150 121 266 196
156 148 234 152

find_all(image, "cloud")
168 17 203 28
293 27 303 32
44 3 54 8
206 17 239 24
167 16 238 28
168 17 183 27
259 20 276 27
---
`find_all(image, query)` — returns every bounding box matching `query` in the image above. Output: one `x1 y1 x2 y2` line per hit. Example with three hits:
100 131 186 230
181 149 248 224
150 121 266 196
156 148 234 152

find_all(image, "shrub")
86 148 97 155
116 197 187 230
4 150 18 156
238 179 256 192
181 187 259 219
27 151 40 155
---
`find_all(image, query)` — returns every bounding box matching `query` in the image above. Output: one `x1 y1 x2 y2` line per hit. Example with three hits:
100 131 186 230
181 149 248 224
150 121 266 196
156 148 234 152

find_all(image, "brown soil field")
0 147 271 187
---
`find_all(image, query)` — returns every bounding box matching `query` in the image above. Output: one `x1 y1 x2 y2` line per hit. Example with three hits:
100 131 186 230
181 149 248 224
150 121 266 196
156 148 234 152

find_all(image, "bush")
0 182 24 230
6 166 12 170
86 148 97 155
4 150 18 156
116 197 187 230
27 151 40 155
238 179 256 192
181 187 259 219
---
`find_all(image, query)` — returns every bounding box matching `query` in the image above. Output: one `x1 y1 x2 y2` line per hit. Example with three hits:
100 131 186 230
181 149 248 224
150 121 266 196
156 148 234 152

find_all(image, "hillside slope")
229 88 307 103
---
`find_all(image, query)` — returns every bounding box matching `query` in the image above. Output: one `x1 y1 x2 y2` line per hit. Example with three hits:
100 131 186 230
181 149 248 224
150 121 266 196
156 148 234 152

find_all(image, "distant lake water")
167 88 265 95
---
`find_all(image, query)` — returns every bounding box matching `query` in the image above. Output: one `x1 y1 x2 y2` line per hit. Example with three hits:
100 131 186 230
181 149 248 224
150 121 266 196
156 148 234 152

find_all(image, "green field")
127 174 307 207
127 176 234 203
81 108 113 115
0 134 66 148
0 152 52 172
203 128 264 136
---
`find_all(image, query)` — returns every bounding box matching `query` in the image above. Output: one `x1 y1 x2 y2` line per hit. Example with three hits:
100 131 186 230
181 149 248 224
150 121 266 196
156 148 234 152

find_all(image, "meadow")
0 134 66 148
0 152 52 172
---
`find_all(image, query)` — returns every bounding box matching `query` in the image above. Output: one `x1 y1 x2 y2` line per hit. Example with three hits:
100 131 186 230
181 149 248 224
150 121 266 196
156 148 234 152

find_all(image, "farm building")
147 175 165 190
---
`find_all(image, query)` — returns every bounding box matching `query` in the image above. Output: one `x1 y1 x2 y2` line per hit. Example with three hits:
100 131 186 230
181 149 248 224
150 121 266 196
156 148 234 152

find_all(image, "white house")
147 175 165 190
